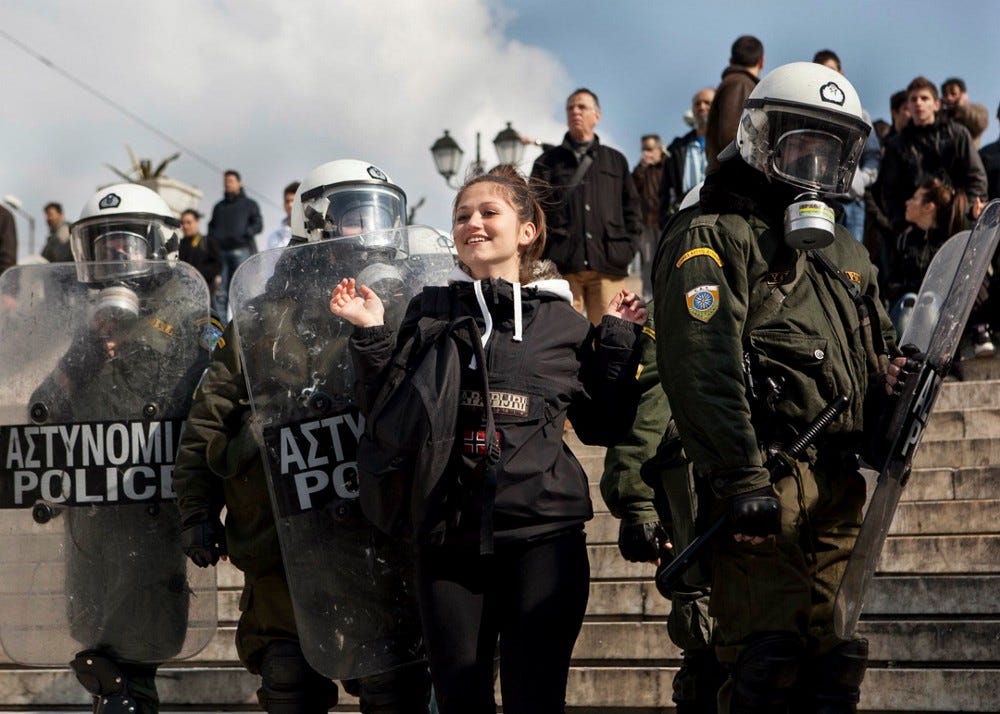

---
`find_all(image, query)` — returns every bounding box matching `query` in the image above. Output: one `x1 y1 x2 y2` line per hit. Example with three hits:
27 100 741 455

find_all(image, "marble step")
0 665 998 711
587 535 1000 580
583 500 1000 543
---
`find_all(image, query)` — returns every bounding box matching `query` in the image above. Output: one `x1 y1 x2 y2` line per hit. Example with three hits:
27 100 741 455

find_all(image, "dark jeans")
215 246 253 320
415 528 590 714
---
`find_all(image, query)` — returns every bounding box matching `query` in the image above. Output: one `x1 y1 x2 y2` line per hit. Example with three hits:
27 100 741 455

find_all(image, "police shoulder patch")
676 247 723 269
685 284 720 323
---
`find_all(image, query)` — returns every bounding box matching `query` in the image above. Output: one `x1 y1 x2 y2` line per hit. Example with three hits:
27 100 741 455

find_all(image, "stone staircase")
1 359 998 711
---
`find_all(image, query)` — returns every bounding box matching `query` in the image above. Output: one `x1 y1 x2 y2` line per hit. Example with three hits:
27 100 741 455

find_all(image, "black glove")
729 485 780 538
58 328 109 383
892 343 927 394
181 519 228 568
618 521 670 562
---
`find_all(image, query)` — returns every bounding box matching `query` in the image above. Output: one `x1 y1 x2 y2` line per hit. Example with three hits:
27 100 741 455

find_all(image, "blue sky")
2 1 999 260
500 0 1000 157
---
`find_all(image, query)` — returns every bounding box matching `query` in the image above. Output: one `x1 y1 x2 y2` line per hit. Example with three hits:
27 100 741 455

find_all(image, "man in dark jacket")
530 88 643 324
704 35 763 174
179 209 222 297
208 170 262 319
659 87 716 228
880 76 988 231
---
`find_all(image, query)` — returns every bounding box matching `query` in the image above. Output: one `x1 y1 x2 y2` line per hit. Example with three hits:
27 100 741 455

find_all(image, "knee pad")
354 662 432 713
673 649 726 712
69 650 139 713
731 634 803 714
257 642 338 713
808 638 869 714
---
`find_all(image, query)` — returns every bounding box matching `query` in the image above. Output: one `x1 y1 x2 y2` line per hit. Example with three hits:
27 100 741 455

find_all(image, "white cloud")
0 0 570 258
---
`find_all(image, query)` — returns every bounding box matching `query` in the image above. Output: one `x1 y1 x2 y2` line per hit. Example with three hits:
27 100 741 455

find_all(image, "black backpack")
357 287 500 551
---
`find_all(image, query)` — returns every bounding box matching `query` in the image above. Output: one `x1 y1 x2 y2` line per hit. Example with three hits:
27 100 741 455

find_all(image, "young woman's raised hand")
605 290 648 325
329 278 385 328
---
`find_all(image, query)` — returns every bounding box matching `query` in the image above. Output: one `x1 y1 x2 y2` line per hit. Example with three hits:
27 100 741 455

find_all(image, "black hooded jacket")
350 272 642 544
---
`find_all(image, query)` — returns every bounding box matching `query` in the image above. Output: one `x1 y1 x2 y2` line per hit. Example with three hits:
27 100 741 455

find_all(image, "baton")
655 395 850 596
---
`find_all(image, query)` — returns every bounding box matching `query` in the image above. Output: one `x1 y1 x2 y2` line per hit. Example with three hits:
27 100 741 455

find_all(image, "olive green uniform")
175 291 429 712
174 322 289 668
33 283 207 714
654 164 895 709
600 307 723 711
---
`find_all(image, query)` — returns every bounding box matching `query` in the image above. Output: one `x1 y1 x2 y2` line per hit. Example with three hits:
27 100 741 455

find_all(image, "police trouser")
238 571 431 713
651 457 725 713
708 455 869 713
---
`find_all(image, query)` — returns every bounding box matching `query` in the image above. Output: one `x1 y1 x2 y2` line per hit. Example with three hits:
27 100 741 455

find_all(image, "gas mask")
784 192 837 250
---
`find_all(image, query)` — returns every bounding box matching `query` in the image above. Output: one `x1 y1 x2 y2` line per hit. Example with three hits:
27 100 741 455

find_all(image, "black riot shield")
0 261 217 666
834 201 1000 639
230 225 455 680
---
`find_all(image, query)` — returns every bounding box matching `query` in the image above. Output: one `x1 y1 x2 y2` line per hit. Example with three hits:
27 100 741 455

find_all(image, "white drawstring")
471 280 493 368
512 282 523 342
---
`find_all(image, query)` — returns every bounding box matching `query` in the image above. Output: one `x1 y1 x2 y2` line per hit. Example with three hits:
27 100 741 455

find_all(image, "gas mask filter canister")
94 285 141 322
784 193 836 250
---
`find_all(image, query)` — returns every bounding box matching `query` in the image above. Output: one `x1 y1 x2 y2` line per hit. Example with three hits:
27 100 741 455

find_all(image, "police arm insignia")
685 285 720 322
676 247 723 269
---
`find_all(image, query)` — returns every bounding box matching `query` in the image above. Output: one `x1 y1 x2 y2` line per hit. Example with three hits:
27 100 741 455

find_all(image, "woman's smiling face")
452 181 536 282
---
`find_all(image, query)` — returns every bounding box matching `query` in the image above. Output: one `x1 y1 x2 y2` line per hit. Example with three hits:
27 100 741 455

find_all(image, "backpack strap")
448 315 500 555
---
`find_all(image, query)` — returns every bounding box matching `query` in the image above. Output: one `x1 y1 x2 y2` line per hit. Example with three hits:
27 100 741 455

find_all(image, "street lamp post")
2 195 36 255
430 122 526 188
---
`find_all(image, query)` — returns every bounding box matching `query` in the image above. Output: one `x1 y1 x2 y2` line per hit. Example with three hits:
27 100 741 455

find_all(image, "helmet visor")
766 110 868 194
299 186 405 243
71 215 179 283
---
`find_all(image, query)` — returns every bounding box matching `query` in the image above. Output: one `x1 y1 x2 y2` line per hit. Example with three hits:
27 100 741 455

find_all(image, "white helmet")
736 62 871 195
71 183 180 284
290 159 406 247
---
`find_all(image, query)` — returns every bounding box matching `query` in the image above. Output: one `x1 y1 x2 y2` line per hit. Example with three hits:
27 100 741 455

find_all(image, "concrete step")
582 575 1000 619
903 466 999 501
590 467 999 508
2 665 999 711
934 378 1000 410
587 535 1000 580
572 620 1000 663
585 499 1000 543
913 437 1000 469
66 573 1000 645
924 407 1000 441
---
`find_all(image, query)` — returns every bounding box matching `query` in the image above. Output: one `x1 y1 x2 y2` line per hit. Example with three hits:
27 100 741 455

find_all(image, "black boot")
729 634 803 714
800 638 869 714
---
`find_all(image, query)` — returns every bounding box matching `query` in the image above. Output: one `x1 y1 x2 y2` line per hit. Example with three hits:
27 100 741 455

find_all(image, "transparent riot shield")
834 202 1000 638
230 225 455 680
0 261 217 666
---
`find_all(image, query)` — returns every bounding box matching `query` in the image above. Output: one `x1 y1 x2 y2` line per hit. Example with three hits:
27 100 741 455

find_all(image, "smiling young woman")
331 165 648 713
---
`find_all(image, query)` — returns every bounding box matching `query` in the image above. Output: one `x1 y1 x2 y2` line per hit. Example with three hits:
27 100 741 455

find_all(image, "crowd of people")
0 33 998 714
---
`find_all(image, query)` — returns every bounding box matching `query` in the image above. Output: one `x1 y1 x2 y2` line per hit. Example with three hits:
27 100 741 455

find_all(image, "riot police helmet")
71 183 180 285
736 61 871 195
290 159 407 255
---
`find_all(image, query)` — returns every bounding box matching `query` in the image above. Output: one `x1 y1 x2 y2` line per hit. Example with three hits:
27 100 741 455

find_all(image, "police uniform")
654 155 895 712
600 306 725 713
174 279 429 712
31 279 207 714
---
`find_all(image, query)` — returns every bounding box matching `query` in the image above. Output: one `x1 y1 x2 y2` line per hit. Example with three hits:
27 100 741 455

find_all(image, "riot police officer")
173 159 432 713
19 183 214 713
655 63 900 713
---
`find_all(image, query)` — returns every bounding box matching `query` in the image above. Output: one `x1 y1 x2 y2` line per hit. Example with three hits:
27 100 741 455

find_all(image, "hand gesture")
329 278 385 328
605 290 648 325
